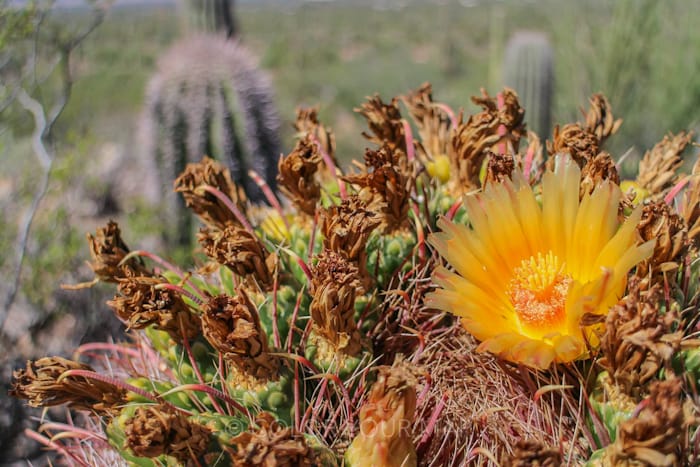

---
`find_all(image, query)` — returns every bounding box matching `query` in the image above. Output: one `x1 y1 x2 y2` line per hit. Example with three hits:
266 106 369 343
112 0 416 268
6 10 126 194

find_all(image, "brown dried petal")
309 250 362 354
9 357 126 415
86 221 149 283
546 123 599 168
637 132 693 197
198 224 274 288
230 412 316 467
401 82 453 163
501 440 562 467
636 201 688 281
355 94 406 152
484 151 515 185
174 156 248 230
294 106 337 170
580 151 620 196
277 136 323 216
583 93 622 145
599 281 683 395
108 272 200 343
449 110 502 193
124 405 210 462
471 87 526 150
682 158 700 246
608 378 689 466
201 290 279 381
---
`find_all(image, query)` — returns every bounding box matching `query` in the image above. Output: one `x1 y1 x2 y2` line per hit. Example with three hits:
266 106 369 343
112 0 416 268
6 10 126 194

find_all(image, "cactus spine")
143 35 282 246
502 31 554 141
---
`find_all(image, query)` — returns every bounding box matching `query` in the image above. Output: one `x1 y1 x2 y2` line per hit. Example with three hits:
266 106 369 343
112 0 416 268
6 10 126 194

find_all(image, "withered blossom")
198 223 275 289
605 378 690 466
449 110 502 192
579 151 620 196
85 221 150 283
501 440 562 467
483 151 515 185
344 144 413 232
583 93 622 145
401 83 453 164
9 357 126 415
309 250 362 355
599 281 683 396
345 357 418 467
124 405 211 462
636 131 694 197
277 136 323 216
200 289 279 381
230 412 316 467
108 271 200 342
636 200 688 280
546 123 600 168
294 106 338 169
174 156 248 230
472 87 526 150
355 94 406 152
320 195 381 281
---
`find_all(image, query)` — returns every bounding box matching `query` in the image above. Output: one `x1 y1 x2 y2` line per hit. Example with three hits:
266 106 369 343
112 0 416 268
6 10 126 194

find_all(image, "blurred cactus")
503 31 554 141
143 35 282 246
181 0 237 38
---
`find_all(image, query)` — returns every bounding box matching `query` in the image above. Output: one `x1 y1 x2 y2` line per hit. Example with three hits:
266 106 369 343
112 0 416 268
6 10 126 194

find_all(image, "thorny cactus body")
11 83 700 467
143 35 281 246
503 31 554 142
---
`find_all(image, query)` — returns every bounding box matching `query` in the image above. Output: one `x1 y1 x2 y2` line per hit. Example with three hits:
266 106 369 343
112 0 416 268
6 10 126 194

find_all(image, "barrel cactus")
10 83 700 466
142 34 282 246
503 31 554 142
181 0 237 38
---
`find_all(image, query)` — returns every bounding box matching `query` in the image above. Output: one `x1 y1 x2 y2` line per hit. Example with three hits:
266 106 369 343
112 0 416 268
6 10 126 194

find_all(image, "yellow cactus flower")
427 156 654 369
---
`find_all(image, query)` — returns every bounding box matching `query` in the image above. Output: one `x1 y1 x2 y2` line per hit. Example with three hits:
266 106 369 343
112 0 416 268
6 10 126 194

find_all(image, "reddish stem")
120 250 206 300
24 429 90 467
434 102 458 128
160 383 251 420
156 282 203 306
402 119 415 161
286 287 306 352
179 322 225 415
248 169 290 232
271 274 282 349
417 391 448 449
664 176 689 205
199 184 255 235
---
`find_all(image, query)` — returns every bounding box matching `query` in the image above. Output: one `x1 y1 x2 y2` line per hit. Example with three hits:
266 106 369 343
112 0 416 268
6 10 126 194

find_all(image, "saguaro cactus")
143 35 282 246
503 31 554 141
181 0 237 38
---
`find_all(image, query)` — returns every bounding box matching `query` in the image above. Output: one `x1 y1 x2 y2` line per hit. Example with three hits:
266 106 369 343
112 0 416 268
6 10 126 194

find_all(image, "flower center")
508 251 571 331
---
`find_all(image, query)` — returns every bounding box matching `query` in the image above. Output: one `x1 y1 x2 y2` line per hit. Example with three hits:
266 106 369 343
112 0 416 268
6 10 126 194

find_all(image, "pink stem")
248 169 290 232
664 176 690 205
523 144 535 183
199 184 255 235
38 422 108 443
418 391 448 449
59 369 188 415
305 378 328 430
280 247 313 284
75 342 142 360
446 199 463 221
161 383 251 420
496 92 507 155
311 136 347 200
120 250 206 300
434 102 458 128
402 119 415 161
271 274 282 349
179 324 225 415
23 429 90 467
286 287 306 352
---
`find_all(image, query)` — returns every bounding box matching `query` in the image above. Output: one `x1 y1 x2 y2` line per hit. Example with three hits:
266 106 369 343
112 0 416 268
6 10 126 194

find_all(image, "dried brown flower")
579 151 620 196
599 281 683 396
9 357 126 415
636 200 688 280
401 82 453 163
198 223 275 289
277 136 323 216
108 271 200 343
547 123 600 168
502 439 562 467
200 289 279 381
583 93 622 145
230 412 316 466
174 156 248 230
449 110 501 193
309 250 362 355
294 106 338 170
344 144 413 232
606 378 690 466
124 405 211 462
85 221 150 283
320 195 381 282
471 87 526 149
345 357 418 467
355 94 406 152
484 151 515 185
636 132 693 197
